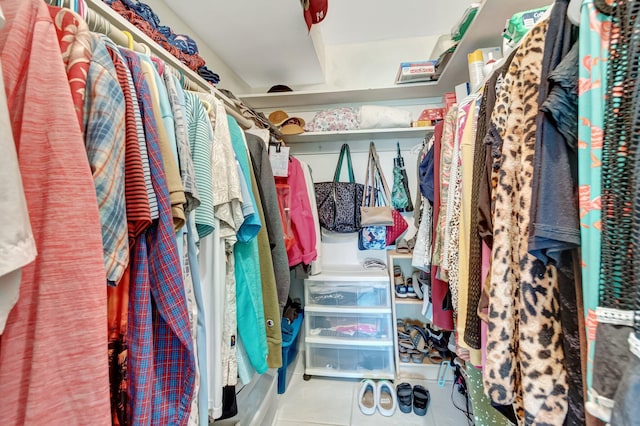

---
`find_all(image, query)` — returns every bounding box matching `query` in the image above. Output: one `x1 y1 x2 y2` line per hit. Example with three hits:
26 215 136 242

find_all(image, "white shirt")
0 56 37 333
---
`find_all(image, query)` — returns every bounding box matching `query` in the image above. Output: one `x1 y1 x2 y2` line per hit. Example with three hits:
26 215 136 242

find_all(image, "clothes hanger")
200 100 212 114
121 30 135 51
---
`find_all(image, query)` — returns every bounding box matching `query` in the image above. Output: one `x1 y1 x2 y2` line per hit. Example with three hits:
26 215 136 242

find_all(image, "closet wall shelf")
240 82 440 109
398 361 454 381
283 127 434 144
395 298 423 306
239 0 552 110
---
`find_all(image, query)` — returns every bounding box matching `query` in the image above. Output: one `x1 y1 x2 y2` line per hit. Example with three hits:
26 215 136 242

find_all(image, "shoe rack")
387 250 453 381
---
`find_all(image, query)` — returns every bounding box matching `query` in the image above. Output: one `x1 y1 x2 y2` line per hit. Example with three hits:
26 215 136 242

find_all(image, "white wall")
249 35 440 93
143 0 251 94
294 134 428 268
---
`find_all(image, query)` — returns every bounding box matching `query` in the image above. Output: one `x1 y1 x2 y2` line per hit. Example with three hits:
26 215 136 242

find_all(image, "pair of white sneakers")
357 379 397 417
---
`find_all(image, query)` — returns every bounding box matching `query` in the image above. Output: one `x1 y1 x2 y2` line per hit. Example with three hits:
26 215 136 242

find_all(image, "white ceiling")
164 0 475 90
319 0 476 45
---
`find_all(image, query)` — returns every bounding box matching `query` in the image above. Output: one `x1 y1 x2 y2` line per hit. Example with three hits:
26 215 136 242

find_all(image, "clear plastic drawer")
305 311 392 342
304 280 390 309
305 342 395 379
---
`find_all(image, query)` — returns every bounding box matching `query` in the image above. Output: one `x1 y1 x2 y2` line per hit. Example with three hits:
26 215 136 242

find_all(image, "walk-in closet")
1 0 637 425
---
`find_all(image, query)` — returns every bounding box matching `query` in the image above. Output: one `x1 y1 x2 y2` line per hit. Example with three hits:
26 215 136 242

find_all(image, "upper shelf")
238 0 552 109
283 127 434 143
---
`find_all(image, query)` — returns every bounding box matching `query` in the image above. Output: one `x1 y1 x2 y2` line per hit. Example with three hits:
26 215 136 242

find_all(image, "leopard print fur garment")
483 19 569 426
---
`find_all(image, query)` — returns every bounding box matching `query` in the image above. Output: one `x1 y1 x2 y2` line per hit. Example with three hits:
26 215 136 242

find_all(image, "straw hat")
280 117 306 135
268 110 306 135
268 110 290 126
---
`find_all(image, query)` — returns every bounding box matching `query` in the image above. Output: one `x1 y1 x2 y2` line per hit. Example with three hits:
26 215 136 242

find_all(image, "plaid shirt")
121 48 195 426
84 34 129 284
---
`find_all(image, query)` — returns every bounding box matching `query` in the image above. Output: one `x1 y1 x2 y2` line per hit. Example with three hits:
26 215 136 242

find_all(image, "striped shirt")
184 91 215 239
163 71 200 215
103 36 152 240
127 61 158 220
84 33 129 284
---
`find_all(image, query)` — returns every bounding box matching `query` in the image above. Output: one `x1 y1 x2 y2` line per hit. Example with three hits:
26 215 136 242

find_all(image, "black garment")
541 44 580 149
247 135 291 314
557 251 585 426
217 385 238 421
528 0 579 264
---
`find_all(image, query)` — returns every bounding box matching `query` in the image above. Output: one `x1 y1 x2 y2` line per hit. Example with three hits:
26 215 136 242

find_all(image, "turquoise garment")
578 0 610 392
228 116 268 374
233 138 261 242
236 336 257 385
184 92 215 239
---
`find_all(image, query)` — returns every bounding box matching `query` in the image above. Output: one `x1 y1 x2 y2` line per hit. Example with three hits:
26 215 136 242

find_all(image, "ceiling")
163 0 475 90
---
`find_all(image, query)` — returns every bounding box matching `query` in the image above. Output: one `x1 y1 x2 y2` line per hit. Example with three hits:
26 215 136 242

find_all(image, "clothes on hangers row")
0 1 319 425
410 3 590 425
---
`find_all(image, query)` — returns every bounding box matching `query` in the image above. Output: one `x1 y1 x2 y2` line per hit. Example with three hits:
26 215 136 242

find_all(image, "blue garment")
419 144 435 204
197 66 221 85
228 116 268 375
237 163 259 230
235 161 260 243
121 47 196 425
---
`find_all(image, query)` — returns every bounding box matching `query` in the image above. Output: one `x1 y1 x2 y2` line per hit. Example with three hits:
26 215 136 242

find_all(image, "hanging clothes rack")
45 0 254 129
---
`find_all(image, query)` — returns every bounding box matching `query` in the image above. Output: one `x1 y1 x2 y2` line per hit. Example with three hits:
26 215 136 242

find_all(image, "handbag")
314 144 364 233
360 142 393 226
359 142 395 250
386 209 409 246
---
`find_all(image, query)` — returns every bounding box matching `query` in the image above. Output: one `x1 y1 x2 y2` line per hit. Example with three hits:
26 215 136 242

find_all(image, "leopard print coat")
483 19 569 426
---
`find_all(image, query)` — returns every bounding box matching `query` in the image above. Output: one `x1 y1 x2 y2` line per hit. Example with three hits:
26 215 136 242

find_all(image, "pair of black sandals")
396 383 430 416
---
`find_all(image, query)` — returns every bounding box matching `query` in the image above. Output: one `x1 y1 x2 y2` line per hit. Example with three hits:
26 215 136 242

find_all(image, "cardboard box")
395 60 438 84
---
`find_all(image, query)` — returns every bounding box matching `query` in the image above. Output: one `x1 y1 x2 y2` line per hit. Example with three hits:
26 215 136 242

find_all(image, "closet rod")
46 0 254 129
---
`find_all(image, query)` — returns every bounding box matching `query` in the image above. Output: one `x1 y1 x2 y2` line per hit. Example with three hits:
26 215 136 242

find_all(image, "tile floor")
272 353 473 426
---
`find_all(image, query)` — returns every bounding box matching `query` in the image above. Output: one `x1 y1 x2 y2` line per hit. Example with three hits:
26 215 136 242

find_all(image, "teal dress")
228 116 268 375
578 0 610 397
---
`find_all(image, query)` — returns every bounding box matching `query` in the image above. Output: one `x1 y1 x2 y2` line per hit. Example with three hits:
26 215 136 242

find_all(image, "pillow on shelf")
305 107 360 132
358 105 412 129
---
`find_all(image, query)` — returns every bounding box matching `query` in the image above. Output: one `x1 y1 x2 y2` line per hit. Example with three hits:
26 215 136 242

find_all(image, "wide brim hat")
268 110 290 126
280 117 306 135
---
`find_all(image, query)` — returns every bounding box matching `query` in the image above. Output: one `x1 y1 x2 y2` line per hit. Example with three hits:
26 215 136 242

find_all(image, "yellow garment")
140 59 185 230
456 95 482 365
